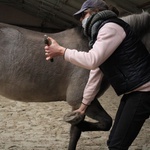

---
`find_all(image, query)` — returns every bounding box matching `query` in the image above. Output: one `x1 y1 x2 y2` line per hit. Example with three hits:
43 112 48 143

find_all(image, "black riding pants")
107 91 150 150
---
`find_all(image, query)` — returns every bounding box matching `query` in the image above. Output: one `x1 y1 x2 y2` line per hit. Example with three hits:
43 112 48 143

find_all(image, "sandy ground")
0 87 149 150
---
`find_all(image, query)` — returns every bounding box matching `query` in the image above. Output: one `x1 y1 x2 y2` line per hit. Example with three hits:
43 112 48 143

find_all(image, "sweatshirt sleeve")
64 23 126 70
64 23 126 105
82 68 104 105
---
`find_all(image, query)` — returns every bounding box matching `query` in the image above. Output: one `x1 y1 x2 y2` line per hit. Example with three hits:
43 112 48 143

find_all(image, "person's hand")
73 102 88 115
44 37 66 60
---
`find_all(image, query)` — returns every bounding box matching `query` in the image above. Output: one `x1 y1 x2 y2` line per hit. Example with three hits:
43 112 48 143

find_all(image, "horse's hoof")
63 112 85 125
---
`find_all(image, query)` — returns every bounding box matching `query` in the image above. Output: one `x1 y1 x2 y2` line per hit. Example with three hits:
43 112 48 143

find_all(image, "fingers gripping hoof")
63 112 85 125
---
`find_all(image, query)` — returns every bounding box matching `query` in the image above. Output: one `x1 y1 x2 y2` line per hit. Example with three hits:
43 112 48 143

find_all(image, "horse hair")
122 12 150 38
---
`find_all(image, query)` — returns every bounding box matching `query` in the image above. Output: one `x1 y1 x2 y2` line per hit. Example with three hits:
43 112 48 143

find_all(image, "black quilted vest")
85 11 150 95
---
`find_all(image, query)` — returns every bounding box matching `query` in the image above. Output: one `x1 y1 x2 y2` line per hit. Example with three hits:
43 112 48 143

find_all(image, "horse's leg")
68 123 82 150
77 98 112 131
68 98 112 150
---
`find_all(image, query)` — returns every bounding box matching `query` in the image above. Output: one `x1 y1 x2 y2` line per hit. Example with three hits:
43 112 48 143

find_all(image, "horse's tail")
122 12 150 53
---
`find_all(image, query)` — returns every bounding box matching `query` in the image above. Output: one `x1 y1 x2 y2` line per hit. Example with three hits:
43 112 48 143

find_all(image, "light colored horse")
0 12 149 150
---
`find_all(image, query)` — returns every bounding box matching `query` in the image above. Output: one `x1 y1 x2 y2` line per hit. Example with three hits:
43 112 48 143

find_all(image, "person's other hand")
73 102 88 115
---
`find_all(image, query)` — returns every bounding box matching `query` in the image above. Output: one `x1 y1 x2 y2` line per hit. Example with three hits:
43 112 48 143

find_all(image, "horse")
0 12 149 150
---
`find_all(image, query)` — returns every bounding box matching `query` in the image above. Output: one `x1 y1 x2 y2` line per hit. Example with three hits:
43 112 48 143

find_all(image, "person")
44 0 150 149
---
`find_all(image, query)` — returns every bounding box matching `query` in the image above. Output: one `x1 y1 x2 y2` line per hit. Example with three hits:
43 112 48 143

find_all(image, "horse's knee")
86 98 113 130
103 116 113 131
94 115 112 131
